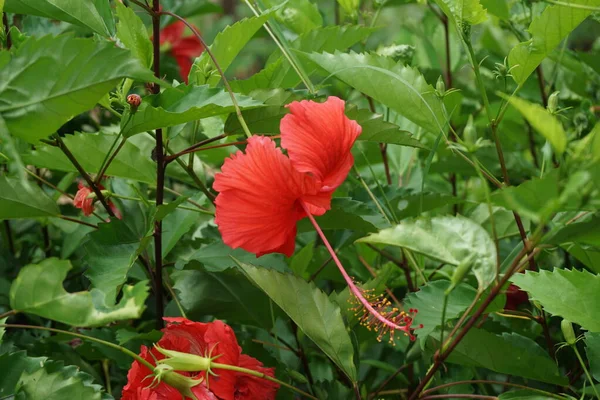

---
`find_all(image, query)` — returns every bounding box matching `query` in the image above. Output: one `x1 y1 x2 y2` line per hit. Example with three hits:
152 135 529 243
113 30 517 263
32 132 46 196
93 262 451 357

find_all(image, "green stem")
439 292 449 353
463 38 492 122
544 0 600 11
212 362 317 399
351 166 392 225
573 345 600 400
109 193 214 215
0 324 155 372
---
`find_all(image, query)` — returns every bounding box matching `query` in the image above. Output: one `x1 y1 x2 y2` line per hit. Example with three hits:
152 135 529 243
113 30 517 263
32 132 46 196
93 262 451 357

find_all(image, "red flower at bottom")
122 318 278 400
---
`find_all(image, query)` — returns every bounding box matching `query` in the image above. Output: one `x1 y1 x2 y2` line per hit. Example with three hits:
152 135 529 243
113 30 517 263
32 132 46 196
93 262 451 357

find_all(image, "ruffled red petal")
73 183 94 216
234 354 279 400
214 136 331 257
281 97 362 192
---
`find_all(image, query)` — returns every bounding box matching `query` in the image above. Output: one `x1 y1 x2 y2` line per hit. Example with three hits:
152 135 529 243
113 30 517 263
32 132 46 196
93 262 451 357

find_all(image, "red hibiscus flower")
160 21 204 82
73 182 122 219
505 283 529 310
122 318 278 400
214 96 362 257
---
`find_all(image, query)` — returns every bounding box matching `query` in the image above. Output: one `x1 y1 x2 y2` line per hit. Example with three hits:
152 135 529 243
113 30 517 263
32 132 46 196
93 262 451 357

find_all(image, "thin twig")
423 380 565 399
96 136 127 183
2 13 11 49
369 363 410 399
54 134 116 218
420 395 497 400
58 215 98 229
165 133 228 163
366 244 415 292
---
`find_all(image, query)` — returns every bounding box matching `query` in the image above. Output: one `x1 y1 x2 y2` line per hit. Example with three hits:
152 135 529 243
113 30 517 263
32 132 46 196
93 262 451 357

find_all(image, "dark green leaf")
0 351 46 398
546 216 600 246
0 176 59 219
348 108 425 149
10 258 149 327
121 85 262 137
115 1 153 68
512 268 600 332
499 391 558 400
433 0 487 26
265 0 322 34
585 332 600 382
357 216 497 290
0 35 157 143
239 263 357 381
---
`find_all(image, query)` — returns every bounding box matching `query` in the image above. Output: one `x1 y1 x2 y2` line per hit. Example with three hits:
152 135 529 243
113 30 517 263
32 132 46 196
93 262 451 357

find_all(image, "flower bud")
547 91 559 114
561 319 576 346
463 115 477 145
152 364 203 400
155 346 213 372
127 94 142 108
436 76 446 97
447 253 477 294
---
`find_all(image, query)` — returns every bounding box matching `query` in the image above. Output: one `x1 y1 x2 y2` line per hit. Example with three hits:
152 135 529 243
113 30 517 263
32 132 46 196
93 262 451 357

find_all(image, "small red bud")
127 94 142 108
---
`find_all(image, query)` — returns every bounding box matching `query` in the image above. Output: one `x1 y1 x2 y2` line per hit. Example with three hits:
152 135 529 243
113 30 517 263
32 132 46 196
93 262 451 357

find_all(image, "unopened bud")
463 115 477 145
561 319 577 346
447 253 477 294
547 91 559 113
436 76 446 96
127 94 142 108
155 346 214 372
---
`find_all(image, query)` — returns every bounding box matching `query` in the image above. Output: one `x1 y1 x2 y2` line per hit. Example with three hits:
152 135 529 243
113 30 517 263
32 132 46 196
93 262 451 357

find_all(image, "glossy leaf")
239 263 357 381
0 34 157 143
173 265 277 329
10 258 149 327
265 0 322 34
445 329 567 384
115 1 153 68
0 176 59 219
83 220 149 303
512 268 600 332
357 215 497 290
433 0 488 26
501 94 566 155
547 216 600 247
508 0 600 84
0 352 46 398
4 0 111 36
308 51 447 134
120 84 262 137
192 12 272 86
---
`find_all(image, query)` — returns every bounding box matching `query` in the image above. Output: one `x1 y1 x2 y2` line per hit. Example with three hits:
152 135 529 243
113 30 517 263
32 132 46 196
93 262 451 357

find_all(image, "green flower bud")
463 115 477 145
436 76 446 96
152 364 203 400
155 345 215 372
547 91 559 114
561 319 576 346
449 253 477 291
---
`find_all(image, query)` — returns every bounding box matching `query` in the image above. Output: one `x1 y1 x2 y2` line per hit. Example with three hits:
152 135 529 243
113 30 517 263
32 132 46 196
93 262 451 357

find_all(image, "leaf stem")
543 0 600 11
0 324 155 372
158 11 253 139
2 12 12 49
54 134 116 218
573 345 600 400
95 135 127 184
211 362 317 399
165 133 228 163
58 215 99 229
109 193 214 215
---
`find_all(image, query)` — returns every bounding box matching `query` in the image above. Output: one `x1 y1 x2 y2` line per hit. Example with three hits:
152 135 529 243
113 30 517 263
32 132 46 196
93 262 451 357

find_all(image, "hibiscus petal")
214 136 330 257
234 354 279 400
281 96 362 192
160 21 185 46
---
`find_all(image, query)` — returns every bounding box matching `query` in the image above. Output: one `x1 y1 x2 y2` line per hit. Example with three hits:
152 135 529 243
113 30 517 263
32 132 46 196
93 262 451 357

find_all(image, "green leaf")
298 206 378 233
0 176 59 219
356 215 497 291
433 0 488 26
16 360 109 400
562 243 600 274
22 132 156 183
10 258 149 327
404 281 504 339
512 268 600 332
479 0 509 20
4 0 111 36
121 85 262 137
239 263 357 381
173 265 277 329
585 332 600 382
500 94 566 155
499 390 557 400
308 51 447 134
349 108 425 149
0 35 157 143
192 12 272 86
265 0 322 34
508 0 600 84
162 196 211 257
547 216 600 247
83 220 149 303
444 329 567 385
115 1 153 68
0 352 47 398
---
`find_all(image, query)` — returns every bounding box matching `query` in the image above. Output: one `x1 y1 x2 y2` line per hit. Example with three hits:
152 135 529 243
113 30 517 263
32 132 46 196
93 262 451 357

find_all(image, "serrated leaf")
434 0 488 26
22 132 156 183
308 51 447 134
444 329 567 385
265 0 322 34
508 0 600 84
585 332 600 382
501 94 566 155
404 281 504 339
0 352 47 398
121 84 262 137
239 263 357 381
115 1 153 68
547 216 600 246
16 360 109 400
191 12 272 86
0 176 59 219
348 107 425 149
4 0 111 36
83 220 149 303
10 258 149 327
512 268 600 332
0 34 157 143
173 265 277 329
357 215 497 291
161 195 211 257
